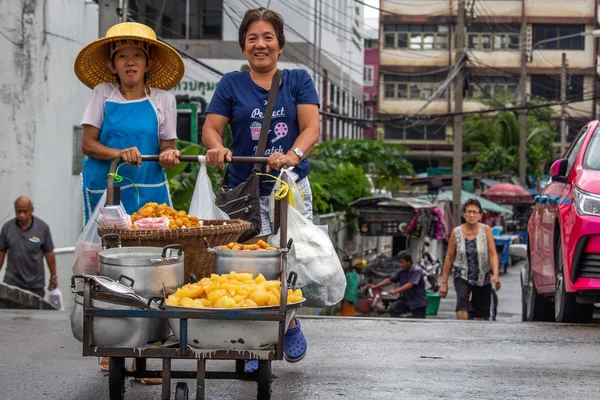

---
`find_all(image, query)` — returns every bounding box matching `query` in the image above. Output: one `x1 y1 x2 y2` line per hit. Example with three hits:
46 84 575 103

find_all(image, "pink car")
525 120 600 323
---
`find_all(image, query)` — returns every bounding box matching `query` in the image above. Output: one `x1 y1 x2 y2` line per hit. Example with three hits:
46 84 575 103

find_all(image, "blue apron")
82 86 171 223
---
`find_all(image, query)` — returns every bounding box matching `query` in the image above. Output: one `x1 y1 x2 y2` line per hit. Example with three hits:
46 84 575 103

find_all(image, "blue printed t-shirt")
389 264 428 310
206 69 320 196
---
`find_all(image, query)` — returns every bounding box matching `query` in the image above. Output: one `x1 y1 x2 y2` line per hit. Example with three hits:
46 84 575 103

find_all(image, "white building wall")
0 0 98 247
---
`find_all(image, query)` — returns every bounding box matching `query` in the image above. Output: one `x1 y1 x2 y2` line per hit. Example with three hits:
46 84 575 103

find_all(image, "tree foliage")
463 97 557 179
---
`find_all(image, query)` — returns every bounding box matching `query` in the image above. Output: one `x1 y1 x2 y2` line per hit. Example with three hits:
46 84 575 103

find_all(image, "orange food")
222 241 277 251
130 202 202 229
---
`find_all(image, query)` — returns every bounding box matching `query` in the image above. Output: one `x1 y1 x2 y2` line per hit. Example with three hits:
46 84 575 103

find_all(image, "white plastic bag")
189 156 230 220
46 288 65 311
269 206 346 307
72 192 105 275
269 167 306 220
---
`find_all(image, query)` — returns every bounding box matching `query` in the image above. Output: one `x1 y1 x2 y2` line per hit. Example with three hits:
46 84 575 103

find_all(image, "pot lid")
83 274 138 296
99 246 183 266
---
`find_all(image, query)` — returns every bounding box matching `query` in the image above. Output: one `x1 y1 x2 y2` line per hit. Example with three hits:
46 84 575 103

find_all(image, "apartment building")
128 0 366 143
377 0 599 171
363 34 379 139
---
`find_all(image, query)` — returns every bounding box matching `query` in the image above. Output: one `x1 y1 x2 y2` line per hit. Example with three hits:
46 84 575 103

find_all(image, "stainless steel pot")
209 245 283 280
99 238 184 342
70 290 153 347
99 242 184 299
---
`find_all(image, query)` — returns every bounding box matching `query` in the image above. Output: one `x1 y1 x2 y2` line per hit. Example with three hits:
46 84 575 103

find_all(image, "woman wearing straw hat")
75 22 185 223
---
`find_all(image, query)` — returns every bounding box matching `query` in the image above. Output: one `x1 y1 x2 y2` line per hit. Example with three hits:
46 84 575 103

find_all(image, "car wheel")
554 237 593 323
522 260 553 322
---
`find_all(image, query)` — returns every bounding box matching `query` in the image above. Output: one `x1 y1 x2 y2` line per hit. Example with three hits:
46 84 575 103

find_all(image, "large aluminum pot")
99 241 184 342
166 299 304 350
70 291 152 347
210 245 282 280
99 243 184 299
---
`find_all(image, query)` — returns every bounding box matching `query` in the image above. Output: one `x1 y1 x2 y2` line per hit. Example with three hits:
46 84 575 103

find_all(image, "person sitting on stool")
367 252 428 318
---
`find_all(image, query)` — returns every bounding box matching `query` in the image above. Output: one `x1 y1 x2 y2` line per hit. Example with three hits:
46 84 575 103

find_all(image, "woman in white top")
74 22 185 222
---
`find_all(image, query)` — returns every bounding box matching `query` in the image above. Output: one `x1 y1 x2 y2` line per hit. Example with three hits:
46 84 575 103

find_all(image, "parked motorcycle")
419 242 442 293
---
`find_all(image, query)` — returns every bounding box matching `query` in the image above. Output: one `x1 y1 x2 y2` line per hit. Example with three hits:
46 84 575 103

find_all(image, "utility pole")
322 69 329 142
518 17 528 185
98 0 120 36
560 52 567 155
452 0 466 226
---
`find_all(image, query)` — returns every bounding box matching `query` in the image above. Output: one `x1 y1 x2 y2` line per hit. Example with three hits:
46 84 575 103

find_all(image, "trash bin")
426 290 441 316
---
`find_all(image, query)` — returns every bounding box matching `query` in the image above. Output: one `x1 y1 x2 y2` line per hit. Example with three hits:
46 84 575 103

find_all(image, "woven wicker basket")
98 219 252 280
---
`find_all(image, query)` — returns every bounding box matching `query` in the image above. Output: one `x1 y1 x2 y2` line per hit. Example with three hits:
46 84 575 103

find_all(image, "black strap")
253 69 282 172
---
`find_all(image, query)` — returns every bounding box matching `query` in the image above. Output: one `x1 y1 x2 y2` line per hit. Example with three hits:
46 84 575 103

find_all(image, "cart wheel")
256 360 273 400
108 357 126 400
175 382 189 400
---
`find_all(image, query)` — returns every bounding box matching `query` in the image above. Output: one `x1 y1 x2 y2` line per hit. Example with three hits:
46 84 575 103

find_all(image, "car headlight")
574 188 600 216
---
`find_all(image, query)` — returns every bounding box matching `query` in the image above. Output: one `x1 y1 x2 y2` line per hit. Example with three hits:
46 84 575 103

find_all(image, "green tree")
463 97 557 178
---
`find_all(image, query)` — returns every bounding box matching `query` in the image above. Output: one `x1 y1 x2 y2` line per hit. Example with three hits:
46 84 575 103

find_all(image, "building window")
364 38 377 49
365 107 373 120
384 123 446 141
467 76 519 99
530 74 584 101
383 24 448 50
364 65 374 85
132 0 223 39
532 24 585 50
465 24 520 51
383 74 447 100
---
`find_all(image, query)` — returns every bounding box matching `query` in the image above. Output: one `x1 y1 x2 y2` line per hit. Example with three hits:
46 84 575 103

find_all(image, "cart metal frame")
81 155 296 400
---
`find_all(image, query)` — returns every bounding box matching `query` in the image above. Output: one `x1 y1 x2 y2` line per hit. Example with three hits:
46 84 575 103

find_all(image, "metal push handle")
107 155 270 206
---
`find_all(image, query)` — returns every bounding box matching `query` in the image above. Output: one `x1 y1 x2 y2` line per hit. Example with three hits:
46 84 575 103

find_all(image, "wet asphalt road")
2 265 600 399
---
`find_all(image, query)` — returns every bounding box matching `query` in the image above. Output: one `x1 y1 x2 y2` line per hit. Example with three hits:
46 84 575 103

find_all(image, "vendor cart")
77 155 301 400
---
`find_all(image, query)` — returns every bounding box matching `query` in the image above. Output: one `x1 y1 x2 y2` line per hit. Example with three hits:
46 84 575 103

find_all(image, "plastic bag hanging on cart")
72 191 106 275
268 167 306 220
270 206 346 307
189 155 230 220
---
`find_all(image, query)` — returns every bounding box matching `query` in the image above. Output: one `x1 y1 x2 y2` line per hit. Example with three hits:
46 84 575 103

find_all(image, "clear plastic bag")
269 206 346 307
189 156 230 220
46 288 64 311
72 192 105 275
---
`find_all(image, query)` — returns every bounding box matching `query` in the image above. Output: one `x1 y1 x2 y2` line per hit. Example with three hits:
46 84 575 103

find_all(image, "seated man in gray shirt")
367 251 428 318
0 196 57 298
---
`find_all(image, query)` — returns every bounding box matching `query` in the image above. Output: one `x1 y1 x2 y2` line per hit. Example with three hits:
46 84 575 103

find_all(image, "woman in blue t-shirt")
202 7 320 372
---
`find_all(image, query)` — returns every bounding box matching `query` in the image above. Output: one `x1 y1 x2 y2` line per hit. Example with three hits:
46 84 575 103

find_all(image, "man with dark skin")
0 196 57 298
367 252 428 318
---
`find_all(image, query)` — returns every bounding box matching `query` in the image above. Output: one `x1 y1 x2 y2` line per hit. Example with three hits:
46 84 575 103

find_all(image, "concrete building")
363 34 379 139
376 0 600 172
0 0 98 247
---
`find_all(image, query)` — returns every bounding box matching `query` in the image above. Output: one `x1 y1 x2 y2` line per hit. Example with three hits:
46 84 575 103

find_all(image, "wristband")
50 275 58 278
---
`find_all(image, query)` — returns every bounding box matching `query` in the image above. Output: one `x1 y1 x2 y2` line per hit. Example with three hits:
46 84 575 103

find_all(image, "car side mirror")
550 158 568 179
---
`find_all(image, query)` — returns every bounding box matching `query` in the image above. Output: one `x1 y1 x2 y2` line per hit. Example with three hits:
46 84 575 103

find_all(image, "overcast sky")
363 0 379 38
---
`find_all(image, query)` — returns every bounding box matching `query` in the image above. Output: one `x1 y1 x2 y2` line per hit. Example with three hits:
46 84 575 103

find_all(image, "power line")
322 93 600 124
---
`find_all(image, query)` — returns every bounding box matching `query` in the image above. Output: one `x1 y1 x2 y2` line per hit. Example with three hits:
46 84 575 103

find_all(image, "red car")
524 121 600 322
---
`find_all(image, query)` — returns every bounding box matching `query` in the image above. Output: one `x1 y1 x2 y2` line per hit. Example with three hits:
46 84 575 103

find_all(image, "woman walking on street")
202 7 320 372
439 199 501 320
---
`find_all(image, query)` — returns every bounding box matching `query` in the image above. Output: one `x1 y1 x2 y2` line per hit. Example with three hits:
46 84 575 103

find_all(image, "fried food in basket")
221 239 277 251
165 272 303 309
130 202 201 230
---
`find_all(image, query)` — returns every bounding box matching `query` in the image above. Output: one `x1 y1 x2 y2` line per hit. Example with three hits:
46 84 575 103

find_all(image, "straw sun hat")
74 22 184 91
